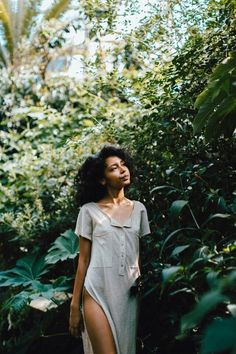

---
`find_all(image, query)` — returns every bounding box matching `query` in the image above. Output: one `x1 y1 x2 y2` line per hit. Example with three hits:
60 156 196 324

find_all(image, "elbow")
79 254 90 269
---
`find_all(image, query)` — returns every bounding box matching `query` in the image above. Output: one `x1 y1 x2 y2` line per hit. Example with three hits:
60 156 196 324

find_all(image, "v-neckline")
92 200 136 227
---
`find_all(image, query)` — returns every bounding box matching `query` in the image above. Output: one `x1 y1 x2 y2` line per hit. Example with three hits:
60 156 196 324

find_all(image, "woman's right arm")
69 236 91 337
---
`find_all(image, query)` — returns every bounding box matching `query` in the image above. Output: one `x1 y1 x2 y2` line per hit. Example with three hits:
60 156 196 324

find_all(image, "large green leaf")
209 52 236 82
205 96 236 140
0 0 13 59
193 87 224 134
3 290 31 312
0 254 49 287
44 0 71 21
45 229 79 264
150 185 181 194
162 266 182 284
169 200 188 217
201 317 236 354
159 227 198 257
180 290 229 333
193 52 236 140
0 0 71 66
202 213 233 227
170 245 190 257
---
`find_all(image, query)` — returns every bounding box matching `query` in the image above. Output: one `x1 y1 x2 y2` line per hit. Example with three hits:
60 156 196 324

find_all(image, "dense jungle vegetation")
0 0 235 353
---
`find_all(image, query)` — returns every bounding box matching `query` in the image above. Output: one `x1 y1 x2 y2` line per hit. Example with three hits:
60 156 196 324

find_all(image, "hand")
69 304 84 338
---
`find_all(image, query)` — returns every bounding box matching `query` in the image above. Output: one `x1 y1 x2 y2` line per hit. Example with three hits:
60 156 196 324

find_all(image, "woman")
69 144 150 354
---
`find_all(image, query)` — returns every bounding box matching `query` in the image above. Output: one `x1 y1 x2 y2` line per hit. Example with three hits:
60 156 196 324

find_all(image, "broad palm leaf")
44 0 71 21
0 0 71 66
0 0 13 63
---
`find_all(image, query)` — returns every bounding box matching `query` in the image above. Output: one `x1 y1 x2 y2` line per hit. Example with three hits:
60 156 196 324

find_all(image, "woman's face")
101 155 131 189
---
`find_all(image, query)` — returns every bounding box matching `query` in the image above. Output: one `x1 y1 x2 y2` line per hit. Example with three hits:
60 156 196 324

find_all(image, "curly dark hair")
75 145 134 206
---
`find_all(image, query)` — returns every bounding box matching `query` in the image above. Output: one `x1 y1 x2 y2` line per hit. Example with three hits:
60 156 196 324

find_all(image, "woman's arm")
69 236 91 337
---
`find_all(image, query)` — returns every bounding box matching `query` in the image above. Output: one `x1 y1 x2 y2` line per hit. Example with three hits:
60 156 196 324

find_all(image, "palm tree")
0 0 71 66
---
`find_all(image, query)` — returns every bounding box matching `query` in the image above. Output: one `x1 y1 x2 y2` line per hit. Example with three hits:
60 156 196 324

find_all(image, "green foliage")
45 229 79 264
0 254 70 310
180 290 229 334
169 200 189 218
4 291 31 312
0 254 49 287
180 271 236 353
194 51 236 140
201 317 236 354
109 2 236 353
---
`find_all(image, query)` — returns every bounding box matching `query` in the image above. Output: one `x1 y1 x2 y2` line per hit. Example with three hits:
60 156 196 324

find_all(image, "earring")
100 179 106 186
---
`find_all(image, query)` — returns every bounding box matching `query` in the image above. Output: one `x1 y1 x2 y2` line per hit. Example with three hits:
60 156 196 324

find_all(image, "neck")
104 188 126 205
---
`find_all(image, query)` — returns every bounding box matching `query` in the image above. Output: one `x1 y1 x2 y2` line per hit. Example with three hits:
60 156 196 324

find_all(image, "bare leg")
83 289 117 354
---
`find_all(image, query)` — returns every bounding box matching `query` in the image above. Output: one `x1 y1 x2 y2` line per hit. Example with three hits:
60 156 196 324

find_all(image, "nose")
120 164 127 174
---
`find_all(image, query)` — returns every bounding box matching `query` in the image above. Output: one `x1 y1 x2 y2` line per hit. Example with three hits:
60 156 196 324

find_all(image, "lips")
120 175 129 181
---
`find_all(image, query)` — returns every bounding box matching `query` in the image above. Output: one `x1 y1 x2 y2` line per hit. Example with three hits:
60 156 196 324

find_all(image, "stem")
179 175 200 229
187 204 200 229
41 332 68 338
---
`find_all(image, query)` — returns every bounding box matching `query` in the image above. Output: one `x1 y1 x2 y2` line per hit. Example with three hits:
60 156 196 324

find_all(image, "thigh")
83 289 117 354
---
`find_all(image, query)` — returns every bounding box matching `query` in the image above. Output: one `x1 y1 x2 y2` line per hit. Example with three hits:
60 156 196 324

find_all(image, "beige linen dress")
74 200 151 354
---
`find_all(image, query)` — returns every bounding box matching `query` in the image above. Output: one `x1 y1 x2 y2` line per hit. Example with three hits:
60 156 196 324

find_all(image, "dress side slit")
82 287 118 354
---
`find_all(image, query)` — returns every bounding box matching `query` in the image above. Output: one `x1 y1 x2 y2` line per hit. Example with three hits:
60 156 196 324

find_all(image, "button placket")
119 232 126 275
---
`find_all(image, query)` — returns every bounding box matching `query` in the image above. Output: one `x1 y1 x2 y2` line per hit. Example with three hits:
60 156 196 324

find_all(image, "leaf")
171 245 190 257
210 53 236 82
159 227 198 257
45 229 79 264
150 185 177 194
194 54 236 110
170 288 194 296
162 266 182 284
193 88 223 134
194 52 236 139
202 213 233 227
32 276 70 296
3 291 30 312
201 317 236 354
181 290 228 333
205 96 236 140
0 1 14 59
0 254 49 287
44 0 71 21
169 200 188 217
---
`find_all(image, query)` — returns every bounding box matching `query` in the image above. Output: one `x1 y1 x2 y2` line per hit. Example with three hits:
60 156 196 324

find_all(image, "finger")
74 328 80 338
69 326 80 338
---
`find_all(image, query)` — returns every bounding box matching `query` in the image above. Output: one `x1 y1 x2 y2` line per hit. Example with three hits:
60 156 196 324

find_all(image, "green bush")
110 2 236 352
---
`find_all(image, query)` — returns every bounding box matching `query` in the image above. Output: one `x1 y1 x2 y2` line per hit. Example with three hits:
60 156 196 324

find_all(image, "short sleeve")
140 204 151 237
74 205 92 240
